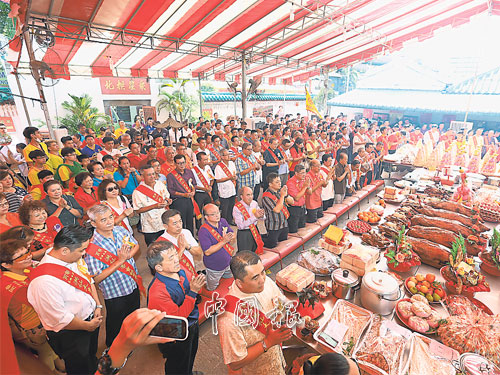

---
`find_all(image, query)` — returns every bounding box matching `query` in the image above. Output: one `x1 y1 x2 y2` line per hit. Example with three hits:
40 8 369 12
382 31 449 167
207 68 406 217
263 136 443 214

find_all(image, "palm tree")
157 78 198 122
58 94 111 134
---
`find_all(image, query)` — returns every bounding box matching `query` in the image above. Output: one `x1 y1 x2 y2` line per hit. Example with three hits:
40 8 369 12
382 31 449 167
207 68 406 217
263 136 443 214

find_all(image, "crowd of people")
0 112 498 375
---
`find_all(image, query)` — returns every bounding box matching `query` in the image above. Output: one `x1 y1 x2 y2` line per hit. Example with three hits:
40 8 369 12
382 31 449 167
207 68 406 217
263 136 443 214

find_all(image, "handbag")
120 195 140 227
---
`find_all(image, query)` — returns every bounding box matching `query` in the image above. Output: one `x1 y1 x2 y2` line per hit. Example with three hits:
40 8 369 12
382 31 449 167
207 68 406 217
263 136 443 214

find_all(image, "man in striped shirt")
235 142 259 192
85 204 141 347
262 173 289 248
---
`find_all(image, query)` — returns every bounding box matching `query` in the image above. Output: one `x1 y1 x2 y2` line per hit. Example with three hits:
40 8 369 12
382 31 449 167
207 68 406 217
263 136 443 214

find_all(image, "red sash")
29 263 93 296
238 154 255 168
234 201 264 254
267 148 281 164
200 223 234 256
229 147 239 158
320 166 330 176
161 162 175 176
225 295 272 335
193 166 213 201
219 162 237 187
136 184 164 204
261 140 270 151
208 146 221 162
86 243 146 296
100 149 118 167
1 273 29 375
306 140 316 152
171 242 196 279
262 191 290 219
102 201 130 231
171 170 202 220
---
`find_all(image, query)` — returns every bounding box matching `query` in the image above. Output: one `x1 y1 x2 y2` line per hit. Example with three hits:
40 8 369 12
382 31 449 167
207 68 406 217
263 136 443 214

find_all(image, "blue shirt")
114 170 140 195
148 270 199 326
93 177 103 187
85 226 139 299
81 144 102 157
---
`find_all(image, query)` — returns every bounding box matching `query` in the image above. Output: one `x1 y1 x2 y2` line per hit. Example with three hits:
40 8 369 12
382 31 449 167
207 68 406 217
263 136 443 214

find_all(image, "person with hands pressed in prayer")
114 156 141 198
286 164 310 233
233 186 265 254
85 204 141 348
198 203 235 291
133 165 171 245
305 159 332 223
215 148 237 226
43 180 83 226
156 209 203 280
147 241 206 375
27 225 104 375
218 251 292 375
193 151 214 230
262 173 289 248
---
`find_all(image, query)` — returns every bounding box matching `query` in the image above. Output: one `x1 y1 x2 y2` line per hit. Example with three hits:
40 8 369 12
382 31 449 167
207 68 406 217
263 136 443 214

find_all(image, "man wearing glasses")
166 154 198 234
198 203 235 291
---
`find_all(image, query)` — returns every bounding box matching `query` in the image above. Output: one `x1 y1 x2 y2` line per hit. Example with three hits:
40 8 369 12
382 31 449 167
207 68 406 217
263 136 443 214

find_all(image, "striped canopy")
10 0 500 84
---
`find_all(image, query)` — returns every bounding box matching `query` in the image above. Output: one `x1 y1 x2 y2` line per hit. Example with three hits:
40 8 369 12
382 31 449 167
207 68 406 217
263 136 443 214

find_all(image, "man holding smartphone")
147 241 206 375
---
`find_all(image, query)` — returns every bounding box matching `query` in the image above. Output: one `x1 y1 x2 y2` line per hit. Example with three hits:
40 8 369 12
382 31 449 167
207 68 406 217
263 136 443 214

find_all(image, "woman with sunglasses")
74 172 99 216
0 170 29 212
0 193 22 233
42 180 83 227
0 238 65 374
19 200 62 260
97 179 134 234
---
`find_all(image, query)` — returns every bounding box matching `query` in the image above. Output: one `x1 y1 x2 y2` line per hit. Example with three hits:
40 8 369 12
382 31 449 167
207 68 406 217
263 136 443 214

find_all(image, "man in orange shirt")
127 142 145 170
285 165 310 233
387 126 402 154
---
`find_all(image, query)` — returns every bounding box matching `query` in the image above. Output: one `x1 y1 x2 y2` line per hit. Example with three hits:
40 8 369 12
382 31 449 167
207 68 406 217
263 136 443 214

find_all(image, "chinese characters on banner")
0 116 15 133
99 77 151 95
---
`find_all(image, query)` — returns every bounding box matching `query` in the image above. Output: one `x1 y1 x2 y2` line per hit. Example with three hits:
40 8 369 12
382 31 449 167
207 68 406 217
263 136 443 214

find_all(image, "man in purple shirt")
167 154 196 233
198 203 235 290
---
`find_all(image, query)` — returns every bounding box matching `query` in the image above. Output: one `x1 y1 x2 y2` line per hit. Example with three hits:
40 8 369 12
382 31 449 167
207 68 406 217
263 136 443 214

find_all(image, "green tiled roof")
201 92 307 102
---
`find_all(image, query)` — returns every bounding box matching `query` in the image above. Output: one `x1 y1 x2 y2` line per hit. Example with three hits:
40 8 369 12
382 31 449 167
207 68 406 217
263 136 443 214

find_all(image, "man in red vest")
27 225 103 375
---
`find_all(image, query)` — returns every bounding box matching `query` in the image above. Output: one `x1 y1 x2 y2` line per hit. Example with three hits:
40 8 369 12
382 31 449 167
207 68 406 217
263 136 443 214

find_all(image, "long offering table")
280 199 500 357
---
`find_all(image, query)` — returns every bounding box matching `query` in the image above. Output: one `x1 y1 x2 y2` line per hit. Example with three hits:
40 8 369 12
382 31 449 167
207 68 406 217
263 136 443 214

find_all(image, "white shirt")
320 167 334 201
102 197 133 234
252 151 263 184
132 181 170 233
233 200 264 230
27 254 96 332
215 161 237 198
193 165 214 192
278 149 290 175
169 128 182 144
158 229 198 266
97 148 123 163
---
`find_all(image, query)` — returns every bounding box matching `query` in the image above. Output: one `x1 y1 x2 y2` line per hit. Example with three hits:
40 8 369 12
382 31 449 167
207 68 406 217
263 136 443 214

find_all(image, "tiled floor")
119 190 379 375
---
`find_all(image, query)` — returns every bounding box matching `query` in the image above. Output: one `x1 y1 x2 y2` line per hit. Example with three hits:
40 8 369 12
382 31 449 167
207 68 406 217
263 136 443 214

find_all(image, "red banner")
99 77 151 95
0 117 15 133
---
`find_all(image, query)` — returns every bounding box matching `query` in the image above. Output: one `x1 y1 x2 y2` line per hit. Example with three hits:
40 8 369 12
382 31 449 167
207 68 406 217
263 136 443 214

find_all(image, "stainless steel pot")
331 268 360 300
360 271 402 315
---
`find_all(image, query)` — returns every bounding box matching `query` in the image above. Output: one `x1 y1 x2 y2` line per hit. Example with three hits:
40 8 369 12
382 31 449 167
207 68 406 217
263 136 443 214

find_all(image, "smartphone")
149 316 189 341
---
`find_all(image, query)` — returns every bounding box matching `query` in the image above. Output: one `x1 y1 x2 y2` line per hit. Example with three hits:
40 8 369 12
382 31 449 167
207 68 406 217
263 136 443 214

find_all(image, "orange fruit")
416 274 425 282
426 274 436 283
420 285 429 294
422 281 431 288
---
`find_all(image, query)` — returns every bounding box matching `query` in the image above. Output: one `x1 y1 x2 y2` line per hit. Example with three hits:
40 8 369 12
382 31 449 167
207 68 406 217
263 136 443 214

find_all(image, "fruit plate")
276 280 313 294
395 299 438 335
404 276 446 304
346 220 372 234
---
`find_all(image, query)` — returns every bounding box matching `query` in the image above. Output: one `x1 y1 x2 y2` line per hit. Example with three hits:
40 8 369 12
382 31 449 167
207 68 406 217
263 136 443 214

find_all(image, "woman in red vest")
0 238 65 374
0 193 22 233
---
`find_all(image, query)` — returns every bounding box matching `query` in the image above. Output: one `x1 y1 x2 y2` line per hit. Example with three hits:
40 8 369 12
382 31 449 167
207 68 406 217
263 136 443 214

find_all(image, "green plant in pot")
478 228 500 276
384 225 420 272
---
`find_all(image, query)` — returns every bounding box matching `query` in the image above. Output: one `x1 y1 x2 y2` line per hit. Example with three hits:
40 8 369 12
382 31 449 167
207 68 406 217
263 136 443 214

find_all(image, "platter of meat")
405 334 458 375
346 220 372 234
361 230 392 249
297 248 340 276
395 297 444 335
314 299 373 356
353 315 411 375
443 294 494 316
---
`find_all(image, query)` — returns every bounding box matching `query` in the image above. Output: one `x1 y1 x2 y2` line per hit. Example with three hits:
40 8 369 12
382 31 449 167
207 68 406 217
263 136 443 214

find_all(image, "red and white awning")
10 0 500 83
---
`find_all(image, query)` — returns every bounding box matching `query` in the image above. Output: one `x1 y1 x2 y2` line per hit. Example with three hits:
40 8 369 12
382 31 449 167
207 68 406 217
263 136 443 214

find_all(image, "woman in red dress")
0 193 22 233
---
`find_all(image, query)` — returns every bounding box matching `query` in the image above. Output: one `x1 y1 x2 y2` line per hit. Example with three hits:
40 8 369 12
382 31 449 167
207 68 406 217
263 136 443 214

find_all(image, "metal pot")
331 268 360 300
360 271 402 315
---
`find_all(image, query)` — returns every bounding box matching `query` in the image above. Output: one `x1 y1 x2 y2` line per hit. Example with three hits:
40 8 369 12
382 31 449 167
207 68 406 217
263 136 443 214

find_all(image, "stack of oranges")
358 211 381 224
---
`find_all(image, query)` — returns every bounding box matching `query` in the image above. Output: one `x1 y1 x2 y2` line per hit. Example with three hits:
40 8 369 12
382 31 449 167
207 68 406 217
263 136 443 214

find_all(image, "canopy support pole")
241 52 247 120
22 29 56 140
198 74 203 117
14 71 32 127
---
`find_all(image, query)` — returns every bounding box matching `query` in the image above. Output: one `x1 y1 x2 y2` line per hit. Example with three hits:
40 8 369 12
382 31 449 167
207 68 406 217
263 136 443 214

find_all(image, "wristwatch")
262 340 268 353
97 348 128 375
96 305 103 309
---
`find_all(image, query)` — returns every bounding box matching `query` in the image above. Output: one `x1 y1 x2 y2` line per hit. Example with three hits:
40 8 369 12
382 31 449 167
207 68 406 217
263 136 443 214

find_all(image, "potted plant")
384 226 421 272
440 235 490 297
479 228 500 276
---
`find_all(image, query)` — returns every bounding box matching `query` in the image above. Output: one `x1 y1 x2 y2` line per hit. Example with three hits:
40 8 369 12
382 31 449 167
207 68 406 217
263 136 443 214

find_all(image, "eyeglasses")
0 201 9 207
107 186 119 192
176 161 186 165
205 211 221 216
12 249 31 262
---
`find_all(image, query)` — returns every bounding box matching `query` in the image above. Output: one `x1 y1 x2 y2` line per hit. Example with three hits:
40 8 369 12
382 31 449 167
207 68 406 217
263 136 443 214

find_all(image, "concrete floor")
118 189 380 375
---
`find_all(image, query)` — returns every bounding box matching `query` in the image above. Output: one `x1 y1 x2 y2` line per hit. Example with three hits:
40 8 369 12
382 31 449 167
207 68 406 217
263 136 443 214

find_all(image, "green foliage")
491 229 500 268
158 78 199 122
0 3 16 40
450 235 466 267
313 82 335 112
58 94 111 135
200 83 215 92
